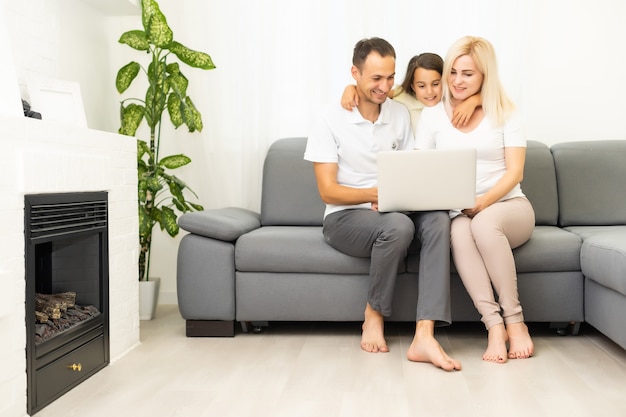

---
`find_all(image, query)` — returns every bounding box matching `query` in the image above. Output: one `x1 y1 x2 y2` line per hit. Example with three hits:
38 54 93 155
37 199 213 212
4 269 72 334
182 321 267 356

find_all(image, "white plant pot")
139 277 160 320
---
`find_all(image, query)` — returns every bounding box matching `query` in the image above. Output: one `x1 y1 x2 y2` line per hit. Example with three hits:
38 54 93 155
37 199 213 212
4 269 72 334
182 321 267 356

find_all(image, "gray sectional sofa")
176 138 626 350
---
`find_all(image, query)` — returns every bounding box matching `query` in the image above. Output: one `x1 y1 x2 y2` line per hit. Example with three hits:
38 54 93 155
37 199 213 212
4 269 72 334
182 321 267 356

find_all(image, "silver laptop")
377 148 477 212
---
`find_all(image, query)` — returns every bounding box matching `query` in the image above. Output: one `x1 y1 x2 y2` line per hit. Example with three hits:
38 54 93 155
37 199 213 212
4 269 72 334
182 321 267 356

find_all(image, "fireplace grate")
28 199 107 240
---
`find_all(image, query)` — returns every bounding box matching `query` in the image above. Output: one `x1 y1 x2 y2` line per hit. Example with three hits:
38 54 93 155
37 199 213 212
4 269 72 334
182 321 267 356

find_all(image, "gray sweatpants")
323 209 451 324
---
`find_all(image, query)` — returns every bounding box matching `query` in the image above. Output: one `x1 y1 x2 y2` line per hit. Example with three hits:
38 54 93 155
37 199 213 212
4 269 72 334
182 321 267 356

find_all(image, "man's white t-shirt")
415 101 526 201
304 99 414 218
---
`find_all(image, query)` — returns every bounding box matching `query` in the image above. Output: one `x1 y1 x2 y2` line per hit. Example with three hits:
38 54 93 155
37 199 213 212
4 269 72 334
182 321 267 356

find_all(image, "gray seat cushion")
235 226 377 274
578 229 626 296
512 226 582 272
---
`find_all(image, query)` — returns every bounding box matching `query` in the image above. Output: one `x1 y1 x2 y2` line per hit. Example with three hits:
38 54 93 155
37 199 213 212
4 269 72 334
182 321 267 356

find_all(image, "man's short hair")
352 37 396 70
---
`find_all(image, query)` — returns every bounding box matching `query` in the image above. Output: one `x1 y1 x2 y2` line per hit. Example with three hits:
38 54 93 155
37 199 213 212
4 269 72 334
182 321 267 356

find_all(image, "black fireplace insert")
25 191 110 415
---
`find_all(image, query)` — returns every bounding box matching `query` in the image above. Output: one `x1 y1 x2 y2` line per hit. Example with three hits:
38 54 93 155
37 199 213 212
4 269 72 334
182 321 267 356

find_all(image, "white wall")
5 0 626 304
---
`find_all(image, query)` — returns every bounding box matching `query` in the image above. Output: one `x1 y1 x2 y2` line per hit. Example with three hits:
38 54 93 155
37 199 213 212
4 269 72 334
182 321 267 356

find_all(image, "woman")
416 36 535 363
341 52 480 134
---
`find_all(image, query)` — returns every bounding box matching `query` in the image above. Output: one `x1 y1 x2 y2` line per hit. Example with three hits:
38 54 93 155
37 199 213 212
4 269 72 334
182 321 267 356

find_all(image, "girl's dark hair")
400 53 444 97
352 37 396 70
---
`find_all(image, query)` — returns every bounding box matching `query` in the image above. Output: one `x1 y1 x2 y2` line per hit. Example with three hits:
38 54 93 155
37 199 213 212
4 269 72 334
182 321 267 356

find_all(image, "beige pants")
451 197 535 330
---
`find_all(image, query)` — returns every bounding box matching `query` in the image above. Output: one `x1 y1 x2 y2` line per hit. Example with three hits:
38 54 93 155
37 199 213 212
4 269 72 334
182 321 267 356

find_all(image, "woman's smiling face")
448 54 483 102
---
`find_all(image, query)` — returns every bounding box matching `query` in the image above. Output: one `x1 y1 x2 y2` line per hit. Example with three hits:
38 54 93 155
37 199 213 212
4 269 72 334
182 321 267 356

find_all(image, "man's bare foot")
484 323 508 363
406 321 462 371
507 322 534 359
361 304 388 353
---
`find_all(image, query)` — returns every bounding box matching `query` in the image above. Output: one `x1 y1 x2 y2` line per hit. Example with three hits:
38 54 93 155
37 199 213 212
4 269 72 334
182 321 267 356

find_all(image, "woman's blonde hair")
442 36 514 127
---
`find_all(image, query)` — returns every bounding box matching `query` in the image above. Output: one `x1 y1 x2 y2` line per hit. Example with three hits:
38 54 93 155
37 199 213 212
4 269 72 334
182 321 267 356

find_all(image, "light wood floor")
36 305 626 417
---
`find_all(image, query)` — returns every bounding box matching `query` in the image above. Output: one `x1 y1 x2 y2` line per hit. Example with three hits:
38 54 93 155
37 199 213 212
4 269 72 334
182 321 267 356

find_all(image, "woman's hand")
462 147 526 218
341 85 359 110
461 195 489 218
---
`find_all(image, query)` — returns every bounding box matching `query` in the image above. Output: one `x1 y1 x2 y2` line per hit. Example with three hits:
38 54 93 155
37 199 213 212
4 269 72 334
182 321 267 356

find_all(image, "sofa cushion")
522 141 559 226
511 226 582 272
235 226 379 274
564 225 626 240
552 140 626 226
575 228 626 296
260 137 325 226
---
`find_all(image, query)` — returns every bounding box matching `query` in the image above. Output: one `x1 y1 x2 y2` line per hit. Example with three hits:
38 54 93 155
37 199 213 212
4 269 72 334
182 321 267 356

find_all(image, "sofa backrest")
551 140 626 226
260 137 325 226
522 140 559 226
259 137 564 227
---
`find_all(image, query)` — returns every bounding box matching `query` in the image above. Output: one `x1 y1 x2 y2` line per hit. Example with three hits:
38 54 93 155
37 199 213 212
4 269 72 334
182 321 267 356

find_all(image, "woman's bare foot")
406 321 462 371
507 322 534 359
484 323 508 363
361 304 388 353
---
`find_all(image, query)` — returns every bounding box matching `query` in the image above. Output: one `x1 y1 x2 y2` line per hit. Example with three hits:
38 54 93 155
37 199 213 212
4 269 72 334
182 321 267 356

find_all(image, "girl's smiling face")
412 67 442 107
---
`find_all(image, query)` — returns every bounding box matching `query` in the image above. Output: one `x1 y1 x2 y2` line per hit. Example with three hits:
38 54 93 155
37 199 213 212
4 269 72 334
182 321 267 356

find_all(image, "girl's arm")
340 85 358 110
451 93 482 127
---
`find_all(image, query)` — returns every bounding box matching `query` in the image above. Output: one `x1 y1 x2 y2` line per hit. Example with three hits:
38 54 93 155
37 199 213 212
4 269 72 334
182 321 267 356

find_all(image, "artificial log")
35 310 49 323
35 292 77 321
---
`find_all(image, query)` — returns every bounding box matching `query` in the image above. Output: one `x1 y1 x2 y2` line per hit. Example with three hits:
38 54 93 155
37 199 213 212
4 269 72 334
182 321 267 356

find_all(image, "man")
304 37 461 371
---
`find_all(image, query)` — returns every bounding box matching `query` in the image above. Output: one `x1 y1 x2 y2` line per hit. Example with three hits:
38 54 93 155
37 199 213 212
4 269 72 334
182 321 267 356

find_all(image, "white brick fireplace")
0 115 140 417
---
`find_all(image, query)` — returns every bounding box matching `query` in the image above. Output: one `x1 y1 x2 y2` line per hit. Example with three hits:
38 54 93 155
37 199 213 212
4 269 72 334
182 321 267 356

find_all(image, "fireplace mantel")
0 115 139 417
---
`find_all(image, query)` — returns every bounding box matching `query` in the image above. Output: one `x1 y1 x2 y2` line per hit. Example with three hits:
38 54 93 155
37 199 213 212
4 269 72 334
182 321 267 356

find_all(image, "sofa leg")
569 321 581 336
240 321 269 333
186 320 235 337
550 321 580 336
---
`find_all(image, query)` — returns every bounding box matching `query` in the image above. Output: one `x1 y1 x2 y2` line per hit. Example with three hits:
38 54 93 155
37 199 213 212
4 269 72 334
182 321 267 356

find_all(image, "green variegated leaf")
169 173 186 188
169 41 216 70
146 9 172 48
119 103 145 136
147 58 167 81
166 62 180 75
160 154 191 169
137 178 148 202
137 161 148 176
141 0 174 48
144 65 169 129
146 175 162 192
137 139 151 160
172 198 186 212
141 0 154 29
167 94 183 128
160 206 179 236
118 30 149 51
168 70 188 97
169 180 184 199
116 62 141 93
181 97 203 132
138 205 153 236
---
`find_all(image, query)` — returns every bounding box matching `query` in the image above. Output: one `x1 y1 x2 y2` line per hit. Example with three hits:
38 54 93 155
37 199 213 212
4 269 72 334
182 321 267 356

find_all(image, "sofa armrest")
178 207 261 242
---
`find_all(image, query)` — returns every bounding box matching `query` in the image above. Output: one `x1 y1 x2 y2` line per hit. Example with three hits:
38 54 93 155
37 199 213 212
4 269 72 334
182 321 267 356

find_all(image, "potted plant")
115 0 215 318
